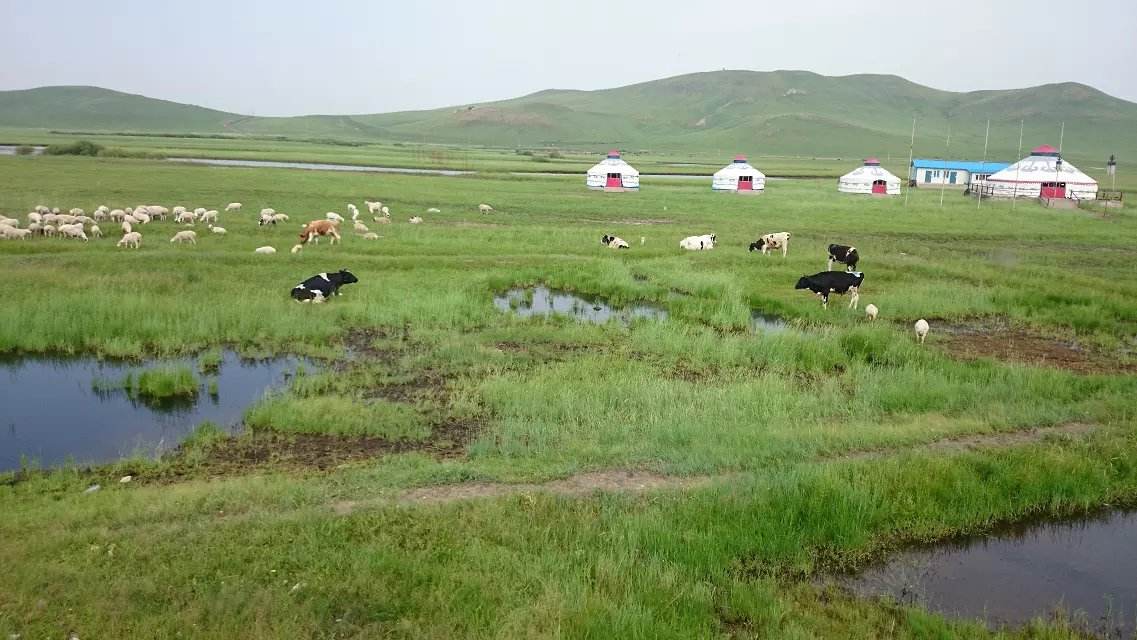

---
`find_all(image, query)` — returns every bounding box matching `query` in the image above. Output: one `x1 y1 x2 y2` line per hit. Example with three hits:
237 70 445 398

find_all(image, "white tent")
712 155 766 193
974 145 1097 200
586 151 640 190
838 158 901 195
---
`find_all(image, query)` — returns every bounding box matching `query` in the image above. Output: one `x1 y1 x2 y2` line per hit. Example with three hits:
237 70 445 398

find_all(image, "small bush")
516 149 534 156
548 149 564 159
533 156 552 163
14 145 35 156
45 140 104 156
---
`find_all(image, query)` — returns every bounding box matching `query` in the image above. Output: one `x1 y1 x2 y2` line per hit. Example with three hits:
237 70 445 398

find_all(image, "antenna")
1012 119 1024 210
1058 122 1065 153
977 119 990 210
939 122 951 208
903 116 916 207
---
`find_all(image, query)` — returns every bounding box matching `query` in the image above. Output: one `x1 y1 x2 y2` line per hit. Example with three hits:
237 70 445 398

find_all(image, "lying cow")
290 269 359 303
680 234 716 251
794 271 864 309
601 234 629 249
827 244 860 272
748 232 791 257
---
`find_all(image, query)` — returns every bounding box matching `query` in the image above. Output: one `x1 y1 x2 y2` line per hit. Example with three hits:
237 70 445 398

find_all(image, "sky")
1 0 1135 116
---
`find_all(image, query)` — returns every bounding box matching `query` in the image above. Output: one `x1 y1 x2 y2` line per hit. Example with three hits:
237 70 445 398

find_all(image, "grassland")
1 153 1136 638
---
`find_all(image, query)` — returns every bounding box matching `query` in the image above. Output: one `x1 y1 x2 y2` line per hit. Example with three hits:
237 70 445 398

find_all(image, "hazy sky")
2 0 1134 116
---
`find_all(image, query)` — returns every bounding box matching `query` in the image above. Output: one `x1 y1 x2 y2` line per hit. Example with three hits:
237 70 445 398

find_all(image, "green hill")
2 71 1135 160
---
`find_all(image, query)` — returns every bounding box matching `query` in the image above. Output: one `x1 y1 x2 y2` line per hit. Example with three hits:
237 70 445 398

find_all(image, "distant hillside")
2 71 1135 160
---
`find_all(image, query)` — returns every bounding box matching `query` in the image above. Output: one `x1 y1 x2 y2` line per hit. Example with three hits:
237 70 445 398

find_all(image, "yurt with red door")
838 157 901 195
712 155 766 193
972 145 1097 200
586 150 640 191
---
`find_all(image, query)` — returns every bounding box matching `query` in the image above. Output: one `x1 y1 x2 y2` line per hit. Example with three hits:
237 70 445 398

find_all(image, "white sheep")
175 211 196 224
109 209 126 222
0 226 31 240
365 201 382 214
0 216 18 227
380 206 390 217
34 205 49 214
209 225 227 235
58 223 88 241
27 212 42 225
373 216 391 224
118 232 142 249
915 319 930 344
172 206 187 217
42 224 56 237
271 213 289 224
121 220 133 234
478 204 494 214
68 208 84 216
170 230 197 245
347 204 359 220
290 244 303 254
361 232 380 240
90 224 103 239
148 206 169 219
260 207 276 216
75 216 95 225
27 222 42 235
408 216 423 224
51 207 59 215
326 212 345 223
865 304 879 321
193 207 207 216
133 212 151 225
225 202 242 212
199 210 219 224
426 207 441 213
353 221 369 234
254 246 276 255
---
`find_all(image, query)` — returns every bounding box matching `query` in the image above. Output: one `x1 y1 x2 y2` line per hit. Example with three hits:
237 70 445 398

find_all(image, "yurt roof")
983 146 1096 185
587 151 639 175
714 155 765 179
840 162 901 184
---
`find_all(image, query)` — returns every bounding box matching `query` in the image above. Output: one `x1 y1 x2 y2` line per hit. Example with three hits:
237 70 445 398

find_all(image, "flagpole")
977 119 990 210
1012 119 1024 211
939 123 951 207
903 116 916 207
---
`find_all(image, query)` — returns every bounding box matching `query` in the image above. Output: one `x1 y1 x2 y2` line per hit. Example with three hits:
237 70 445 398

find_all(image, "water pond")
1 351 303 471
494 286 667 326
168 157 473 175
839 510 1137 637
750 311 789 334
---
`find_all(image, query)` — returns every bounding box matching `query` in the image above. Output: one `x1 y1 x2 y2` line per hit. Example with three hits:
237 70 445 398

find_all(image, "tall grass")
93 365 199 401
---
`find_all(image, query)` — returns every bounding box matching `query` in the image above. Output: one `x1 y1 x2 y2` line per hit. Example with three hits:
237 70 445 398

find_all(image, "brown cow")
299 219 341 245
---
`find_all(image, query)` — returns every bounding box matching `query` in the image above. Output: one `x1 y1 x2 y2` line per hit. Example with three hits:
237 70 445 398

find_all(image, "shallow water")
494 286 667 326
750 311 789 334
168 157 473 175
0 351 302 471
0 145 46 156
840 510 1137 636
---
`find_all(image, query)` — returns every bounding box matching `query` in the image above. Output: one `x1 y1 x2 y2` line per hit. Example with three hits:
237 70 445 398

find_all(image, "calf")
601 234 629 249
290 269 358 303
299 219 341 245
827 244 860 272
794 271 864 309
748 232 791 257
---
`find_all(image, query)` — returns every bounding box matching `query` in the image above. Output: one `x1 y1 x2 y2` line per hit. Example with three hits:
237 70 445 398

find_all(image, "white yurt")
586 150 640 190
712 155 766 193
974 145 1097 200
838 157 901 195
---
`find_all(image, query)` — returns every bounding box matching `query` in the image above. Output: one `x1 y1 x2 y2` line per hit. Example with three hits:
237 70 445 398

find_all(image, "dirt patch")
935 320 1135 374
327 423 1099 512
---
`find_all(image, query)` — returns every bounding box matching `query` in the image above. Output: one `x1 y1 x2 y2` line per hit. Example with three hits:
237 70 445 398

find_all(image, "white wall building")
712 155 766 193
838 158 901 195
586 150 640 190
973 145 1098 200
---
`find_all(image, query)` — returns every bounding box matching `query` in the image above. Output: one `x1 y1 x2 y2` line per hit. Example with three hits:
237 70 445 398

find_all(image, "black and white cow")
794 271 864 309
601 234 630 249
827 244 860 272
290 269 359 303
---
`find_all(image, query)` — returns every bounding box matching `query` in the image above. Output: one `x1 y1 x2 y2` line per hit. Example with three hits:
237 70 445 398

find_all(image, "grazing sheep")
27 222 42 235
147 206 169 219
58 223 88 241
209 225 227 235
193 207 207 216
175 211 196 224
109 209 126 222
170 230 197 245
118 232 142 249
27 212 42 225
915 319 930 344
380 206 390 217
361 232 380 240
51 207 60 215
365 200 382 214
326 212 345 223
749 232 791 258
42 224 56 237
298 219 340 245
172 206 187 216
34 205 49 214
408 216 423 224
132 212 151 225
75 216 95 225
478 204 494 214
0 215 18 227
258 212 275 226
121 220 133 234
254 246 276 255
679 234 716 251
427 207 441 213
373 216 391 224
353 221 369 234
271 213 290 224
347 204 359 220
123 214 140 226
290 244 304 254
199 210 219 224
90 224 102 239
225 202 242 212
92 209 107 221
0 226 32 240
260 208 276 217
69 208 84 216
865 304 878 321
601 234 629 249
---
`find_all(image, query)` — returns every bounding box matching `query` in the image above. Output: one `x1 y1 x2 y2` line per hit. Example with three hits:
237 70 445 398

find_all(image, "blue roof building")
910 159 1011 187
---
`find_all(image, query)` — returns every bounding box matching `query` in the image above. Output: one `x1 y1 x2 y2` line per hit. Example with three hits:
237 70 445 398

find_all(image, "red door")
606 173 622 188
872 180 887 194
737 176 753 191
1040 182 1066 198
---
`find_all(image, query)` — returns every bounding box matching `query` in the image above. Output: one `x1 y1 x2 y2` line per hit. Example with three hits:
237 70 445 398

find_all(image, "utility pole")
1012 119 1024 211
977 119 990 210
903 116 916 207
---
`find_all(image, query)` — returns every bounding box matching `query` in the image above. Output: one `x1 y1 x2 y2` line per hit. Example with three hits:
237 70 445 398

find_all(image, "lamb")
42 224 56 237
347 204 359 220
58 223 88 241
109 209 126 222
258 212 275 226
92 209 107 221
27 212 42 225
298 219 340 245
27 222 42 235
408 216 423 224
225 202 242 212
353 221 369 234
199 210 219 224
679 234 716 251
260 208 276 217
69 208 84 216
794 271 864 309
254 246 276 255
380 206 390 217
749 232 791 257
915 319 930 344
0 226 32 240
172 206 187 217
271 213 289 224
90 224 103 239
827 244 861 272
193 207 207 217
209 225 227 235
365 201 382 214
121 220 133 235
361 232 380 240
601 234 629 249
478 203 494 214
373 216 391 224
865 303 878 321
290 244 304 254
326 212 345 223
118 232 142 249
170 230 198 245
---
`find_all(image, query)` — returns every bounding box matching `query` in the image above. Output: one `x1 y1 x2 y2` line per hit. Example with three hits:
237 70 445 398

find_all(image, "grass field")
1 153 1136 638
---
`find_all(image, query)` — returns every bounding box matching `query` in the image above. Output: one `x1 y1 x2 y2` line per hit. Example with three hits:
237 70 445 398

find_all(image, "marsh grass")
93 365 199 403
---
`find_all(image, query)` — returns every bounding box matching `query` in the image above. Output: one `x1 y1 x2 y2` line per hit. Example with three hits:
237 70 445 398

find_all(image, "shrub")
14 145 35 156
45 140 104 156
549 149 564 159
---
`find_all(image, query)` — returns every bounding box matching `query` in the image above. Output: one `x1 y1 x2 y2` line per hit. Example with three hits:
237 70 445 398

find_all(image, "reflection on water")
494 286 667 326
